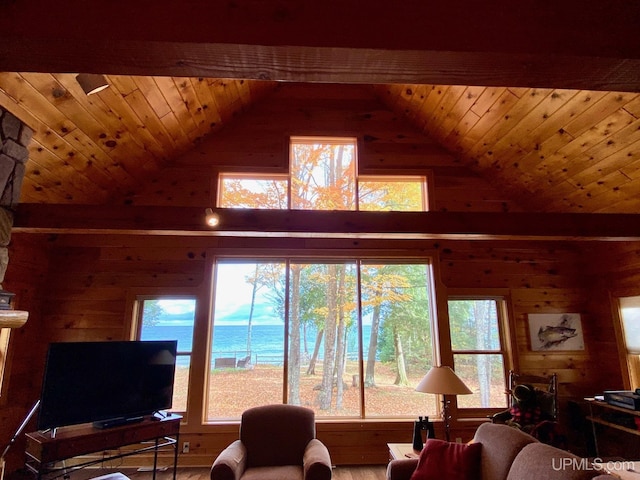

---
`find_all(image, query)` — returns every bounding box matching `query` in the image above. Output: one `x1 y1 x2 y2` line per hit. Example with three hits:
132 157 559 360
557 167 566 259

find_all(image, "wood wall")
0 83 633 469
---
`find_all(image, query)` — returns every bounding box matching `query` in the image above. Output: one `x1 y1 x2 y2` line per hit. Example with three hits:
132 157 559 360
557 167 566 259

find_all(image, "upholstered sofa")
387 423 616 480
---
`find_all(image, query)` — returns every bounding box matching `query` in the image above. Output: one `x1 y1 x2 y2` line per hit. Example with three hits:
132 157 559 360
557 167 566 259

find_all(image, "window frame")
203 253 442 422
444 289 516 419
612 290 640 390
216 136 429 212
126 288 201 420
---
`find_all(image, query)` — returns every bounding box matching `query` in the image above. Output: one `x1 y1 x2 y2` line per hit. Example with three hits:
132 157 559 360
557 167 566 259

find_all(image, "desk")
585 399 640 457
387 443 420 461
25 414 181 480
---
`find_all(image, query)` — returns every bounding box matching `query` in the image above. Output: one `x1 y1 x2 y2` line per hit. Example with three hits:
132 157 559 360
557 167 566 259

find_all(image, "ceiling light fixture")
205 208 220 227
75 73 110 95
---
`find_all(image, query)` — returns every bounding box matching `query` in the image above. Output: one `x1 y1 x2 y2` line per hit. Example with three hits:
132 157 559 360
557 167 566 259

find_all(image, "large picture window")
205 258 438 420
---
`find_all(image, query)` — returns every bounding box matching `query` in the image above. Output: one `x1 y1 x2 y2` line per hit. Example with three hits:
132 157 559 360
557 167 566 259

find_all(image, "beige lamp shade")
415 365 472 395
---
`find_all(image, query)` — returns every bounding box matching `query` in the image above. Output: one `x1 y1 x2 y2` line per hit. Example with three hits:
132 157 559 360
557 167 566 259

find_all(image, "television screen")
37 340 177 430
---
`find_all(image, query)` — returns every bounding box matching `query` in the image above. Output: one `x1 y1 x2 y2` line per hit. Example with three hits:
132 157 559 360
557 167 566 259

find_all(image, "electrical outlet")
455 437 462 444
182 441 190 453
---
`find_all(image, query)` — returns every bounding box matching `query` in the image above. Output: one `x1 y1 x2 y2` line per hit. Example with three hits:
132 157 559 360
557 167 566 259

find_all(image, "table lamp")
415 365 472 442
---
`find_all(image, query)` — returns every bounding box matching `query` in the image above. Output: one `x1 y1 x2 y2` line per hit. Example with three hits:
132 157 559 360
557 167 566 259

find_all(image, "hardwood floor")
9 466 388 480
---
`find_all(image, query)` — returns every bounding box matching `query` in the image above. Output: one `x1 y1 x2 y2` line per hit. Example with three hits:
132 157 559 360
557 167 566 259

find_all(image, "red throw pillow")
409 439 482 480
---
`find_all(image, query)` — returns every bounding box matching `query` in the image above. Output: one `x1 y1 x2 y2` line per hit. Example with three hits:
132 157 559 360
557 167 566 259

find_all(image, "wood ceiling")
1 73 638 215
1 1 639 220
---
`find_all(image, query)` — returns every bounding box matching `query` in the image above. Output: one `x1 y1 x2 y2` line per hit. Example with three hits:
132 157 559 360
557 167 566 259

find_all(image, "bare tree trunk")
307 329 323 375
246 264 259 356
288 265 302 404
475 300 492 407
320 265 338 410
394 328 409 386
365 302 381 387
334 266 347 410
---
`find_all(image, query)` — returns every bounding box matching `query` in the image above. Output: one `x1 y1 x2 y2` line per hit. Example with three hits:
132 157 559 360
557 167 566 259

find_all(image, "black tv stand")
93 415 144 429
25 414 181 480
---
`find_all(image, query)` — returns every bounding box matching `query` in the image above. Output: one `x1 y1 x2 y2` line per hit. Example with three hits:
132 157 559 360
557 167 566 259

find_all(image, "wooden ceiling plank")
191 78 226 131
556 108 636 160
469 87 507 118
619 155 640 180
2 73 147 191
132 76 173 119
425 85 466 135
27 125 123 195
51 73 166 186
495 90 605 177
190 78 224 133
24 145 105 203
470 88 554 163
0 72 77 137
19 72 153 184
552 136 640 190
157 110 191 152
416 85 449 131
94 79 170 163
485 89 579 166
563 91 638 138
458 89 520 158
121 88 178 159
154 77 199 140
441 109 481 152
622 96 640 118
581 176 640 213
433 86 486 140
209 79 243 125
106 75 139 96
465 89 531 162
392 84 421 119
234 79 253 111
537 110 637 188
172 77 211 140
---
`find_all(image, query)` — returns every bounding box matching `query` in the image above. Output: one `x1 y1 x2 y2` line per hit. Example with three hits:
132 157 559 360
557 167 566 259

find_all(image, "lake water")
142 324 373 366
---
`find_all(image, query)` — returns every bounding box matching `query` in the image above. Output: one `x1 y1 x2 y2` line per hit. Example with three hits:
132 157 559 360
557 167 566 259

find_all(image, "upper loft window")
218 137 427 211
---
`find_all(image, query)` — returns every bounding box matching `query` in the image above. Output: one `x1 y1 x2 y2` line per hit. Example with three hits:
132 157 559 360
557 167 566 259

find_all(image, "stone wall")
0 107 31 287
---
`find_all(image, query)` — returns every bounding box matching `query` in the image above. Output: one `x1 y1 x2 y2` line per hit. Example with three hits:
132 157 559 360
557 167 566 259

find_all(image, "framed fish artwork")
527 313 585 351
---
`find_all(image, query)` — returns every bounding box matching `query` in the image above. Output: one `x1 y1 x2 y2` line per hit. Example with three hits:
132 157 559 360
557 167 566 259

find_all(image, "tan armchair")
211 404 332 480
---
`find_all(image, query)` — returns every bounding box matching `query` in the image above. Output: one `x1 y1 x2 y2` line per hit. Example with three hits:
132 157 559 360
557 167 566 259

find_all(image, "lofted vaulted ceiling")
0 73 638 214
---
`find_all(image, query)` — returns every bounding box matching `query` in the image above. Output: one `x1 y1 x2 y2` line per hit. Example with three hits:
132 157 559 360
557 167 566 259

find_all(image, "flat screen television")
37 340 177 430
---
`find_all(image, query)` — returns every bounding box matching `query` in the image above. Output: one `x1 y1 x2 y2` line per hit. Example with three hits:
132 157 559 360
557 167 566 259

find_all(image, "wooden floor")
9 466 388 480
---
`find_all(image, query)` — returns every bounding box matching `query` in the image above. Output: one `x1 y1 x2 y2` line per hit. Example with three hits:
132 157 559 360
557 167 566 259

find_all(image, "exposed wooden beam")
12 205 640 241
0 1 639 91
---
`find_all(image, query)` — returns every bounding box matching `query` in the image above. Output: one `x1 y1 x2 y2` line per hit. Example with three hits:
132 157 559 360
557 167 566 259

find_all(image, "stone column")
0 107 32 289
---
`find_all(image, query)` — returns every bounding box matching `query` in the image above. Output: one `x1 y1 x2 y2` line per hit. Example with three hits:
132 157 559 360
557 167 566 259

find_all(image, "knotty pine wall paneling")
0 234 50 473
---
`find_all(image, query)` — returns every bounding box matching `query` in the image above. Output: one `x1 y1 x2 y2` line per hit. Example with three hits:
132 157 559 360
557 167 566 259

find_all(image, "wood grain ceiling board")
1 73 640 215
0 73 276 204
374 85 640 214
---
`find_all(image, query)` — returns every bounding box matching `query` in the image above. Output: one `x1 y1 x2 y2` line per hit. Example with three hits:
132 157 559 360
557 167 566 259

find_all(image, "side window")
618 295 640 390
448 297 509 410
135 297 196 413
